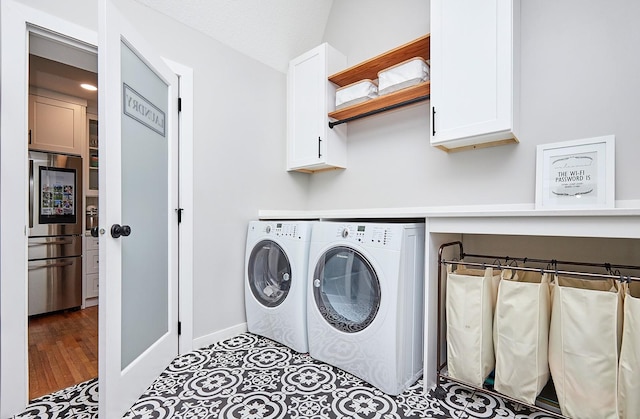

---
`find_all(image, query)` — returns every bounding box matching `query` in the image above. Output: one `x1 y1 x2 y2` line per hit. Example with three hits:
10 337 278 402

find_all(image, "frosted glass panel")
120 41 169 370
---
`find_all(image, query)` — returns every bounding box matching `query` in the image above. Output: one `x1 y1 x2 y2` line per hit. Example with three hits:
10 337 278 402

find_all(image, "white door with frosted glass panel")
98 1 179 417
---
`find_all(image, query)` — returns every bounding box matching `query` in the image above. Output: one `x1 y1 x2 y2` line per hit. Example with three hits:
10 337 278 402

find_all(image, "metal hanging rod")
440 259 640 283
437 241 640 283
328 94 430 129
461 252 640 273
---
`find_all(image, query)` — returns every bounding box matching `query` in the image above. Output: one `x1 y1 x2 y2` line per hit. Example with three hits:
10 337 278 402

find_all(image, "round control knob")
313 279 321 288
265 225 272 234
341 228 349 238
282 273 290 281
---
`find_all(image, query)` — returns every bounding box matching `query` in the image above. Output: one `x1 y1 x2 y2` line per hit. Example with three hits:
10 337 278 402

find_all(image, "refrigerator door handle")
29 159 34 228
28 260 74 270
28 238 74 246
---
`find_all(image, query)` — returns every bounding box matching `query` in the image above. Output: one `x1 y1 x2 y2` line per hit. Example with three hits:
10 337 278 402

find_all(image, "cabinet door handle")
318 136 322 158
432 107 436 136
28 129 32 144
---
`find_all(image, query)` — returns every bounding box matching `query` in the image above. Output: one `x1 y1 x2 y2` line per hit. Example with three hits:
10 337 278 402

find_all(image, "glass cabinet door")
88 116 98 193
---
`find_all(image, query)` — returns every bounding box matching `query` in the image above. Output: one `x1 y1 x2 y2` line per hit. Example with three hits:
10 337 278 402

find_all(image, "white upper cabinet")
430 0 520 152
287 43 347 173
28 90 87 156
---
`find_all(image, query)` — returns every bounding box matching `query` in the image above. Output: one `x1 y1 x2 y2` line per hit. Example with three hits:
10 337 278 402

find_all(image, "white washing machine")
245 220 314 353
307 222 425 395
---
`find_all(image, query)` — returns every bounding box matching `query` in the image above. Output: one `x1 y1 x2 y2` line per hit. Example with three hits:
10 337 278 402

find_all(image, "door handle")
111 224 132 238
90 227 100 238
432 107 436 136
29 159 34 228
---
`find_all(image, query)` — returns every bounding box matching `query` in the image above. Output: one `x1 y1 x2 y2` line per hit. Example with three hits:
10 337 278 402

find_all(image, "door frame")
0 1 194 416
164 58 195 355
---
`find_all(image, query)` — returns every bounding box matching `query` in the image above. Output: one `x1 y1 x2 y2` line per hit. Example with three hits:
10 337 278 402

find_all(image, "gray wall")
313 0 640 209
16 0 640 344
110 0 310 339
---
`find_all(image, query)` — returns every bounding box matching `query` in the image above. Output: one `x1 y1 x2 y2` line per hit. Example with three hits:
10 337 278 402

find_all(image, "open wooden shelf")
327 34 430 126
329 34 430 87
328 82 430 122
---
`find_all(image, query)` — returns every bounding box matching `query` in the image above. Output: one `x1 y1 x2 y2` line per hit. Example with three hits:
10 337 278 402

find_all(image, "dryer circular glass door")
312 246 381 333
248 240 292 307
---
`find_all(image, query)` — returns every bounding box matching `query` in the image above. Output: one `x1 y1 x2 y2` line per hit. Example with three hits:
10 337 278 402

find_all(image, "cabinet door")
86 273 99 299
28 94 86 155
83 237 99 302
86 249 99 274
288 47 324 168
287 44 347 172
430 0 519 151
86 114 99 196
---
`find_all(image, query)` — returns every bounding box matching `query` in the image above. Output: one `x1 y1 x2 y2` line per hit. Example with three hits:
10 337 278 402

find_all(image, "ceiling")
132 0 334 73
30 55 98 106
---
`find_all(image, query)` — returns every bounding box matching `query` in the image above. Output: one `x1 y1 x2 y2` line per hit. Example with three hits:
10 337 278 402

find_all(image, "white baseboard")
192 323 248 351
84 297 98 308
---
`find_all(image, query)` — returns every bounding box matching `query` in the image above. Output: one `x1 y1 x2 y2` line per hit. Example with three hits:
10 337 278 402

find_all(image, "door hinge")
178 97 182 112
176 208 184 223
178 321 182 335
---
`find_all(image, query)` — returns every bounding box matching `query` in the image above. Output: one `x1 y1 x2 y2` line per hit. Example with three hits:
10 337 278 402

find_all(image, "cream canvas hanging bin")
446 264 500 387
493 269 551 405
548 275 623 419
619 281 640 419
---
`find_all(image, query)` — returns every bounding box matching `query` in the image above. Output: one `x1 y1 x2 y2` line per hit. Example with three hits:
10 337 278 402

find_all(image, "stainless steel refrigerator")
28 151 83 316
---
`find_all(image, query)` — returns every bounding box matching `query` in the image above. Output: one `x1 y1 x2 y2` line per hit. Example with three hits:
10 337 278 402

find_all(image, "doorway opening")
27 31 99 400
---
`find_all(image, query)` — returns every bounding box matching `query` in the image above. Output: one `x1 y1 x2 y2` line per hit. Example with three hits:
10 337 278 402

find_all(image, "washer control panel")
260 222 299 238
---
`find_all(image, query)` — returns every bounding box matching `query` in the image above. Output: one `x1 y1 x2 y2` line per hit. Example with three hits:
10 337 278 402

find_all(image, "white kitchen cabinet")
430 0 520 152
28 89 87 156
83 236 99 305
287 43 347 173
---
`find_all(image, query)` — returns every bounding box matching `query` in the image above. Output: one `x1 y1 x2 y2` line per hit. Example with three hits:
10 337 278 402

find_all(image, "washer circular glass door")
248 240 291 307
312 246 380 333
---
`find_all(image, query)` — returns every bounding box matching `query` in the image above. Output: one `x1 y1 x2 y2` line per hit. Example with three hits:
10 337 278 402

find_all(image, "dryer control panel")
334 224 395 247
248 220 313 243
257 223 296 236
256 222 305 240
274 222 298 237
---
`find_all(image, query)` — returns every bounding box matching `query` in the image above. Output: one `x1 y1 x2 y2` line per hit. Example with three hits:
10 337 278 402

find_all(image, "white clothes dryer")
245 220 314 353
307 222 425 395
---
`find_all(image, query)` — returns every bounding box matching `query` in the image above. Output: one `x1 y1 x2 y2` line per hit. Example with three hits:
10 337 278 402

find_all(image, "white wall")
12 0 310 343
312 0 640 209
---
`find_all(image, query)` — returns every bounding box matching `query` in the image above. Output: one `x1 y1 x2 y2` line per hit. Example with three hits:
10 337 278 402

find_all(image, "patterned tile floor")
15 333 558 418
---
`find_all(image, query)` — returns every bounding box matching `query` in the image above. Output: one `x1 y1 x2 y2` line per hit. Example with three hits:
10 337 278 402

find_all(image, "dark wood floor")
28 306 98 400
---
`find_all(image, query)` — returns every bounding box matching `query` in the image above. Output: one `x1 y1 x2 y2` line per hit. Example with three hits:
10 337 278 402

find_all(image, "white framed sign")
535 135 615 209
